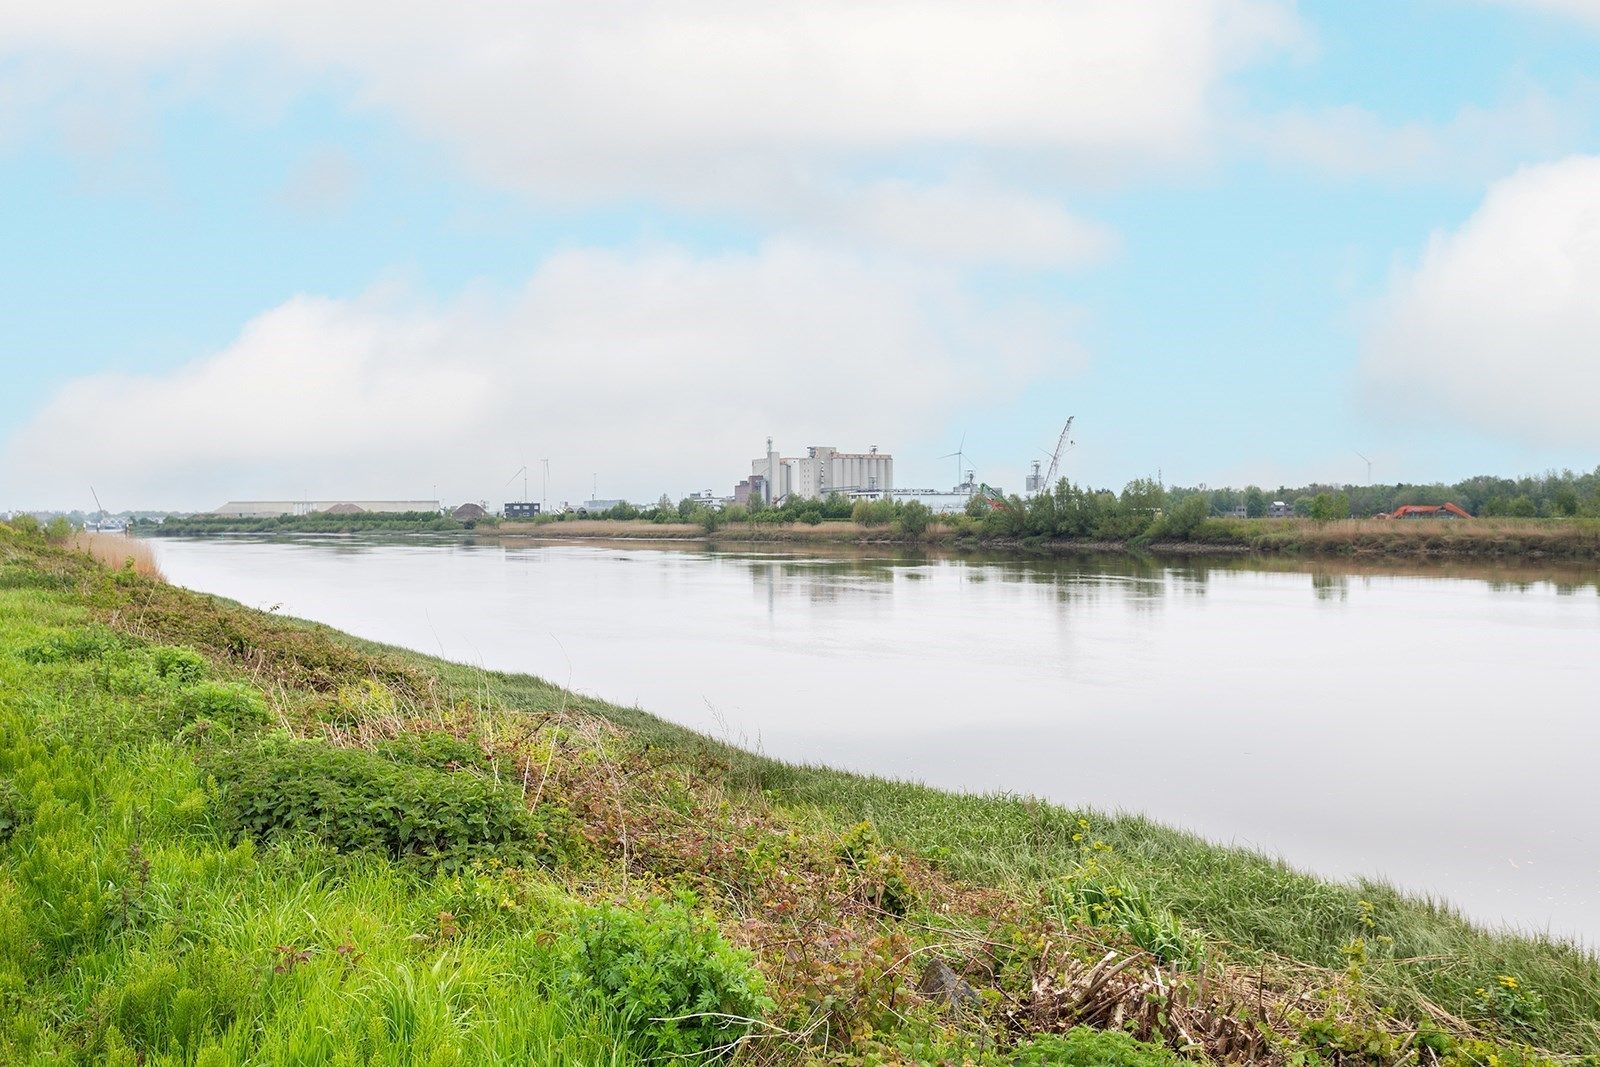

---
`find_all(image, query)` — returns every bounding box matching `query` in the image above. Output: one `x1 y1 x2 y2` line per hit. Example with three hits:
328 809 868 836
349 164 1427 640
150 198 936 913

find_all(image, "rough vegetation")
1 518 1597 1064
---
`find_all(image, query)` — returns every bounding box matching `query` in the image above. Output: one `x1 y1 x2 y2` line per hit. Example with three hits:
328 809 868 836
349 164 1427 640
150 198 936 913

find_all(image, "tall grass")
67 531 165 579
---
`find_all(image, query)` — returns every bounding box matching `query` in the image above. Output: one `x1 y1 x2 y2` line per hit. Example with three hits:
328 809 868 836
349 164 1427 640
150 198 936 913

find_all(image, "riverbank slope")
490 515 1600 562
2 524 1596 1064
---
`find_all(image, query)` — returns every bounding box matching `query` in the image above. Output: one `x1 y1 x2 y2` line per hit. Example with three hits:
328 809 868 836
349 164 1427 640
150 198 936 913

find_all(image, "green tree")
1244 486 1267 518
1552 486 1580 517
1152 494 1210 539
897 500 932 539
1308 492 1350 521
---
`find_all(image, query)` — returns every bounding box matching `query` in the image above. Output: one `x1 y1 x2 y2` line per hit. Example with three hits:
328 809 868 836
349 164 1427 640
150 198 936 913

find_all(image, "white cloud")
1362 156 1600 446
798 178 1119 269
1485 0 1600 27
0 3 1293 169
0 2 1298 265
1247 92 1584 183
3 243 1081 508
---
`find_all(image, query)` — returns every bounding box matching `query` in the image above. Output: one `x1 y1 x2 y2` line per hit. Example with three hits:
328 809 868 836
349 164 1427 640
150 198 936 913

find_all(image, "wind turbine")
1354 450 1373 485
540 459 551 511
940 433 971 490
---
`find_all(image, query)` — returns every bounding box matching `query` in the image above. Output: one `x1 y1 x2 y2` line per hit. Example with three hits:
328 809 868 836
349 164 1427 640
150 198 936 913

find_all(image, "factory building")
210 500 440 518
748 440 893 503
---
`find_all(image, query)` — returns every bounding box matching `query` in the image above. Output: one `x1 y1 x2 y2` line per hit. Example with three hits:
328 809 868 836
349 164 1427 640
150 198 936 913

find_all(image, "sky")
2 1 1600 511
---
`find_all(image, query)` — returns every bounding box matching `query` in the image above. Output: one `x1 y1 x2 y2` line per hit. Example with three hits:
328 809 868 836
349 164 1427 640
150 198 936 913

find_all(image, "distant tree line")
513 465 1600 545
147 511 468 536
1163 466 1600 521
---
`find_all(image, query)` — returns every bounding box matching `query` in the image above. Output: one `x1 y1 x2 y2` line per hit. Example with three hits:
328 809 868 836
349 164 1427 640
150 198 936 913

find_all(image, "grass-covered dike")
2 522 1597 1065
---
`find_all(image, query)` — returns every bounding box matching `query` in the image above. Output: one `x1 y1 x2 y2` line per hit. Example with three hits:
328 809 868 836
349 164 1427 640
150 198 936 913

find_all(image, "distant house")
452 503 488 521
503 502 540 520
1389 502 1472 520
1267 500 1294 518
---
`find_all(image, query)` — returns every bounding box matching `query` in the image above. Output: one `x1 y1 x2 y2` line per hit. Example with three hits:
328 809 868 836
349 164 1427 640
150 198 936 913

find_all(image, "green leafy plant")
555 893 771 1059
1050 875 1198 968
1011 1026 1187 1066
206 738 579 871
148 645 208 685
178 681 270 729
837 820 915 917
1474 974 1549 1036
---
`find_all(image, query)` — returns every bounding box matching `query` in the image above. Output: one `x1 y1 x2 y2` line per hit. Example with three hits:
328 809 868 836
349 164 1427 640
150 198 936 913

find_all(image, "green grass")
3 522 1598 1064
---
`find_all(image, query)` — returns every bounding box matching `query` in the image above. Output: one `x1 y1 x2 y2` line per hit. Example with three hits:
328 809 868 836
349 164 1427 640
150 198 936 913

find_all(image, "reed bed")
67 531 165 579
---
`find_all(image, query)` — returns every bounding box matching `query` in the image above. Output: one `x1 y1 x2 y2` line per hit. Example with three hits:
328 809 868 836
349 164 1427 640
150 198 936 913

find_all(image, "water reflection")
150 534 1600 943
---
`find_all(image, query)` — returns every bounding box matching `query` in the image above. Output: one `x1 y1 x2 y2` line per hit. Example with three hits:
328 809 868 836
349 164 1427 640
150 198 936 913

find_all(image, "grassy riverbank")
3 523 1597 1064
494 515 1600 562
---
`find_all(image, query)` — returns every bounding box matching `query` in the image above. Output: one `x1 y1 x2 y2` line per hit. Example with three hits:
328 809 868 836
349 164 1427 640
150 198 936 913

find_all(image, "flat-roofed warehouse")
209 501 440 518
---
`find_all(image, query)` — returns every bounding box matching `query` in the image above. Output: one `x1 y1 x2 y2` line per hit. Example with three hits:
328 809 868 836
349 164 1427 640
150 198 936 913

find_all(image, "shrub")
1012 1026 1186 1066
149 646 208 685
898 500 932 539
206 738 576 871
177 682 269 729
556 893 771 1058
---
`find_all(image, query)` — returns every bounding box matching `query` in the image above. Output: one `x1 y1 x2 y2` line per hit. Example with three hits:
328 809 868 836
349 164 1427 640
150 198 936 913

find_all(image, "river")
150 535 1600 943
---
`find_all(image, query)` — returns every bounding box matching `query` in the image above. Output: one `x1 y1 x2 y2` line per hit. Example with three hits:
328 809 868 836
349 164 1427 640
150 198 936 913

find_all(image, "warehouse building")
747 440 892 503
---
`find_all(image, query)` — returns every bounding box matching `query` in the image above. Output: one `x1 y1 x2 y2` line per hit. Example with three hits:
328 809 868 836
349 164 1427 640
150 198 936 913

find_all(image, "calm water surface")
152 536 1600 942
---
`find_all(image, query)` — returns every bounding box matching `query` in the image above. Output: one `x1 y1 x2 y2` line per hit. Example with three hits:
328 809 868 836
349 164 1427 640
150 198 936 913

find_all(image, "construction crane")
1041 417 1076 493
504 465 529 502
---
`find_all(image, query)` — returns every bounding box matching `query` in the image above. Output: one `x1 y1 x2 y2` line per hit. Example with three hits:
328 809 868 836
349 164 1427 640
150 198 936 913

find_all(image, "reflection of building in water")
745 439 893 503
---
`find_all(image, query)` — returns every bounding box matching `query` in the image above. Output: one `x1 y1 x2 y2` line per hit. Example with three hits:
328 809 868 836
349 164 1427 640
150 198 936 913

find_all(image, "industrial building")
747 440 892 503
210 500 440 517
503 501 540 519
